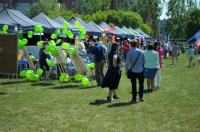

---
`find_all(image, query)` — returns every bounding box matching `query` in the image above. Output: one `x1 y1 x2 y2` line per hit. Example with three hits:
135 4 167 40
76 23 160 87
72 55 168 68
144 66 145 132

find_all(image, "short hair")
148 44 154 50
130 40 137 47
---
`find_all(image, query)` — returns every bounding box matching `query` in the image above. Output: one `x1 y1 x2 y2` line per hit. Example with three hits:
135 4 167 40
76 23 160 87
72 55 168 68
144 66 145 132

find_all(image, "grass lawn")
0 54 200 132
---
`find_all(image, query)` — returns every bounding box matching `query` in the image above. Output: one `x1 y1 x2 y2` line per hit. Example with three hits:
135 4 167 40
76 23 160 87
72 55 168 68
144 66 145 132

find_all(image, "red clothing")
123 43 131 53
157 48 164 68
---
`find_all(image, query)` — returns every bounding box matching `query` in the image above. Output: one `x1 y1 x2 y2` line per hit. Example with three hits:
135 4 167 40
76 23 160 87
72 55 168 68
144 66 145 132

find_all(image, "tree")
73 0 111 15
28 0 60 18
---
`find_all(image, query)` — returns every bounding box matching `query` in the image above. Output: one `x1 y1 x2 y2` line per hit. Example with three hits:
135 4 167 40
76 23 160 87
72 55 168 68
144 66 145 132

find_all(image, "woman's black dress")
102 52 121 89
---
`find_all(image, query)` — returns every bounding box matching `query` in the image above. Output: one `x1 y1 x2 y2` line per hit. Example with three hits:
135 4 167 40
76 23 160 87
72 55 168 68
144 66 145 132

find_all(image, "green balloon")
29 55 35 60
51 34 57 39
68 47 76 55
37 41 43 47
63 75 70 82
74 21 81 27
34 23 41 33
32 75 39 82
61 43 71 50
45 46 50 52
90 63 95 69
36 68 43 76
62 29 68 34
28 31 33 38
56 39 61 44
20 70 26 77
86 64 91 70
55 29 60 35
49 40 55 45
68 34 74 39
22 38 28 45
18 43 25 49
39 27 44 33
2 25 8 32
63 22 69 29
26 70 34 80
18 39 22 45
74 74 82 81
59 73 65 81
82 77 90 86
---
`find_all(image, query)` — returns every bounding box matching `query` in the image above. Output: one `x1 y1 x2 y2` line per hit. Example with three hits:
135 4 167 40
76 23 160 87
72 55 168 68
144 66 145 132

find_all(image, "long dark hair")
109 43 119 58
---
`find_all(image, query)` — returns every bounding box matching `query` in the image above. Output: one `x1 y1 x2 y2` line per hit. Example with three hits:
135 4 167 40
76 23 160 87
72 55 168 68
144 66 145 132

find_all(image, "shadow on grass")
79 85 99 89
89 99 110 105
107 102 132 107
31 82 55 87
0 92 8 95
51 84 81 89
0 80 29 85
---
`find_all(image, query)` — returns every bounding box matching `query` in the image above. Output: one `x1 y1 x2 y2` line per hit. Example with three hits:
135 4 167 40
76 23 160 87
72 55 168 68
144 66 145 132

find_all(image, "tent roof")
99 22 119 36
54 16 78 31
33 12 63 29
69 17 93 33
135 28 150 38
87 21 103 35
129 28 142 37
0 9 36 27
122 26 136 36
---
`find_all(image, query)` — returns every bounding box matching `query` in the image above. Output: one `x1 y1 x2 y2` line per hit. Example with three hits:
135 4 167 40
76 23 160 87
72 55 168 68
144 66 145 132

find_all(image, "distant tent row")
0 9 150 38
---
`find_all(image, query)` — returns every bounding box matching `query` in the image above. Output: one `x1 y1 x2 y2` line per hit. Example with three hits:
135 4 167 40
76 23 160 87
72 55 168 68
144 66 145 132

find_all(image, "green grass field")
0 54 200 132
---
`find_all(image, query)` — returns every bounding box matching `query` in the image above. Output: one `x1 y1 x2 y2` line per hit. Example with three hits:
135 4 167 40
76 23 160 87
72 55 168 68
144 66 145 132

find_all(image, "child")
188 45 195 67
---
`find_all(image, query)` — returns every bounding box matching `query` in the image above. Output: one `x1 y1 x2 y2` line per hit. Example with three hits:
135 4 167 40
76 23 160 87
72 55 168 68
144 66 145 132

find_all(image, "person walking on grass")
90 39 105 86
126 40 145 104
172 42 179 64
154 42 164 89
188 45 195 67
144 44 160 92
102 43 121 102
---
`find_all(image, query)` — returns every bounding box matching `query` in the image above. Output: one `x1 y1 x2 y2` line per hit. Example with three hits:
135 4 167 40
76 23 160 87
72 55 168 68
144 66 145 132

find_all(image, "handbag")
127 51 141 79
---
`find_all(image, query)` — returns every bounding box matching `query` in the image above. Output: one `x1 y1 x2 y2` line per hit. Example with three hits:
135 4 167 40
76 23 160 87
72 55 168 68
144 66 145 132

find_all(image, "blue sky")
160 0 168 20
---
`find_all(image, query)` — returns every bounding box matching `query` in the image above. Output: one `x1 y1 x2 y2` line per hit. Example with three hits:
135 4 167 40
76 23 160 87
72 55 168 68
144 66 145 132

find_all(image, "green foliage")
140 23 152 35
28 0 60 18
0 55 200 131
73 0 111 15
186 8 200 38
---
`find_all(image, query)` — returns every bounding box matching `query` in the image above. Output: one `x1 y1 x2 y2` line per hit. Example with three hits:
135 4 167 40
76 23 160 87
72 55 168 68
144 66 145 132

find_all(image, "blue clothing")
126 47 145 73
144 50 160 69
91 44 105 62
188 48 195 57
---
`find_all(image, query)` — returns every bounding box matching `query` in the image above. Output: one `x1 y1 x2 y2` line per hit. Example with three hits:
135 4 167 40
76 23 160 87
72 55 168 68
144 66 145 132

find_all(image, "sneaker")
107 96 113 102
139 97 144 102
129 100 137 104
113 95 120 99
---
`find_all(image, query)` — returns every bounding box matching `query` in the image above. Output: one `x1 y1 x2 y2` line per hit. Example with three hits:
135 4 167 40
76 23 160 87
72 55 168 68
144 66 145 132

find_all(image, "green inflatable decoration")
74 21 81 27
32 75 39 82
37 41 43 47
2 25 8 32
62 29 68 34
34 23 41 33
82 77 90 86
63 22 69 29
39 27 44 33
56 39 61 44
26 70 34 80
20 70 26 77
90 63 95 69
55 29 60 35
29 55 35 60
59 73 65 81
68 47 76 55
63 75 70 82
61 43 71 50
36 69 43 76
28 31 33 38
22 38 28 45
74 74 82 81
51 34 57 39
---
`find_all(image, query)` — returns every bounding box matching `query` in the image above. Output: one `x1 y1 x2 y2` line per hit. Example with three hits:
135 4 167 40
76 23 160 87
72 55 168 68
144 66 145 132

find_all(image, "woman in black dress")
102 43 121 102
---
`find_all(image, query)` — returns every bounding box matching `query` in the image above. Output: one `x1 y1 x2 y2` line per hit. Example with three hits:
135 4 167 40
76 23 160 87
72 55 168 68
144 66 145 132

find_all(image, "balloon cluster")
18 38 28 49
74 73 83 81
59 73 70 82
62 22 74 39
20 69 43 82
45 40 58 57
74 74 90 86
34 23 44 33
28 31 33 38
74 21 86 39
1 25 8 33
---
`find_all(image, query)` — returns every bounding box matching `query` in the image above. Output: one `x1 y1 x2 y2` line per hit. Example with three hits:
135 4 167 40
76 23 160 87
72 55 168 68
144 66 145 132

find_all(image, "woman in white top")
144 44 160 92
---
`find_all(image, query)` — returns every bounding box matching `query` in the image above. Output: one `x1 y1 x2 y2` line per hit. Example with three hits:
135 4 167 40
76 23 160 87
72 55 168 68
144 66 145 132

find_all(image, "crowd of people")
37 36 198 104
